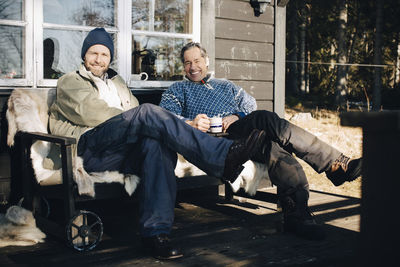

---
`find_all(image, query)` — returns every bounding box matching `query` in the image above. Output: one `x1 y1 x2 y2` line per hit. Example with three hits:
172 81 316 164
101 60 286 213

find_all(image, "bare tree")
298 0 308 94
372 0 383 110
71 1 113 26
286 0 299 94
335 0 348 107
0 0 16 17
396 32 400 87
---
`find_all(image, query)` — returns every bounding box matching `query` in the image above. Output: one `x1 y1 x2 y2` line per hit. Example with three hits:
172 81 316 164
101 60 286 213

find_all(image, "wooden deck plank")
0 187 360 266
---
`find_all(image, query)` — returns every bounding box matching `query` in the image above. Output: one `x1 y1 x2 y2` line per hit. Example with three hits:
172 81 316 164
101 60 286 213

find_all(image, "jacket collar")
78 64 118 81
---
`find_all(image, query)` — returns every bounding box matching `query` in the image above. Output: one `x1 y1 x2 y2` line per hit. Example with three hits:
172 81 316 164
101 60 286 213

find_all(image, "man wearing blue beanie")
81 27 114 63
49 28 266 259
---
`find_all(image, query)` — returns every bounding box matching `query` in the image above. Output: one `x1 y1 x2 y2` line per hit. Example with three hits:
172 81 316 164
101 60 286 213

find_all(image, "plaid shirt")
160 77 256 120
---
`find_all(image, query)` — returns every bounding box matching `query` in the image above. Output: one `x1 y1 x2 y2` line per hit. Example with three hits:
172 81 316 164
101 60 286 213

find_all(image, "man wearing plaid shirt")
160 42 362 241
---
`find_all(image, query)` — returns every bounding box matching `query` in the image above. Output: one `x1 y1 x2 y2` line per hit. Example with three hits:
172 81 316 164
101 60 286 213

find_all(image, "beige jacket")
49 64 139 142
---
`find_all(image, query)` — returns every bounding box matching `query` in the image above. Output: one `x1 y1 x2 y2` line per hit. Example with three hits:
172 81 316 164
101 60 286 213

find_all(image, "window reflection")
44 29 83 75
0 0 198 84
132 0 149 31
43 0 115 27
132 0 191 33
0 0 23 20
43 38 63 79
154 0 191 33
132 36 188 81
0 26 24 79
43 29 117 75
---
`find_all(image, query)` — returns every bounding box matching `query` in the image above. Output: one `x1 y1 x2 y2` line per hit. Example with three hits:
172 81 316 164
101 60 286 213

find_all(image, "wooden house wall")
215 0 275 111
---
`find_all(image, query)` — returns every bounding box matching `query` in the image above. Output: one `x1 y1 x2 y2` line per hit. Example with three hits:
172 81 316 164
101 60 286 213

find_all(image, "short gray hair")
180 42 209 64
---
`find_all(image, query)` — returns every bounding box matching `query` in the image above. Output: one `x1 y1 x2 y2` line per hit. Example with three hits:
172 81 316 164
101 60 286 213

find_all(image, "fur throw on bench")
0 205 46 247
6 89 140 197
6 89 270 197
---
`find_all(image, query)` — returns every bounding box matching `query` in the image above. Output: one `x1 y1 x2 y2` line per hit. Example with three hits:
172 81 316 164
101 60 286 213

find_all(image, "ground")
0 188 361 266
285 108 362 198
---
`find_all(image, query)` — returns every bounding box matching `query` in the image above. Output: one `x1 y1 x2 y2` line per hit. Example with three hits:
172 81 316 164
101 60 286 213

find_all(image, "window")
0 0 33 86
40 0 117 86
0 0 200 88
131 0 198 87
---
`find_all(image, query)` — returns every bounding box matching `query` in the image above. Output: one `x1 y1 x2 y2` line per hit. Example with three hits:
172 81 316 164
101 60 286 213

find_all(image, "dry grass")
285 108 362 198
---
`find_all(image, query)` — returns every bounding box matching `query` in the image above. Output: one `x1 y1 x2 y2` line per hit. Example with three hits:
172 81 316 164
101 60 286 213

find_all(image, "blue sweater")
160 78 257 120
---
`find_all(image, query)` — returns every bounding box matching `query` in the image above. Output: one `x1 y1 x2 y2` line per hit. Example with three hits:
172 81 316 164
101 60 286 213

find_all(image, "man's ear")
206 57 210 67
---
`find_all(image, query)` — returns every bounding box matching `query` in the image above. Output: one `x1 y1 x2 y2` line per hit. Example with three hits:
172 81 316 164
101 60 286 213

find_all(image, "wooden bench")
6 88 275 251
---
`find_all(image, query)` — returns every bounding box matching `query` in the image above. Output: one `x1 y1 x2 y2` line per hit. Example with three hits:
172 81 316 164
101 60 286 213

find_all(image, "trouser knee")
229 110 289 141
267 142 309 195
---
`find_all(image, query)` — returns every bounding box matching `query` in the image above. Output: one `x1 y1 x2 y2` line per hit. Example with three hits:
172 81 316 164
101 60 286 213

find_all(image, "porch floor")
0 187 360 266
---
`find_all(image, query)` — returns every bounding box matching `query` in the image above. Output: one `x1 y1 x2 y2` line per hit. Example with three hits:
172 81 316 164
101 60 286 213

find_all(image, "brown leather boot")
142 234 183 260
281 190 326 241
326 155 362 186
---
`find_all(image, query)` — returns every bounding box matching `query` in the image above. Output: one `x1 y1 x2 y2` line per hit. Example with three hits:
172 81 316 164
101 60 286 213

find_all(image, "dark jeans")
77 103 233 236
227 110 342 197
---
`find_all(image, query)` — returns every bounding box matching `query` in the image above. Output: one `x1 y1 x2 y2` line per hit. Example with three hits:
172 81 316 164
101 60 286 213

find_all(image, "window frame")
36 0 119 87
0 0 201 89
128 0 201 88
0 0 34 87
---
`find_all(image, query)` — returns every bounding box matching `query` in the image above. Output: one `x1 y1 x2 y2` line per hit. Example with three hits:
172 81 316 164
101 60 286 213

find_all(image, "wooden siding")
215 0 275 111
234 81 273 100
215 19 274 43
215 0 274 23
215 40 273 62
256 100 274 111
215 60 273 81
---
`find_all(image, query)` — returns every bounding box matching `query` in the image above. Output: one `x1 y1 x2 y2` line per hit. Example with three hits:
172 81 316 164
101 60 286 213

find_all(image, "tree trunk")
372 0 383 110
287 1 299 94
298 0 307 94
345 1 360 75
335 0 348 108
395 33 400 87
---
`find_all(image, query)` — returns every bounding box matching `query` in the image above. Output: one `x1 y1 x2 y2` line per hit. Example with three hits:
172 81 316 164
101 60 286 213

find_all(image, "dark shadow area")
1 188 361 266
43 38 63 79
309 189 360 200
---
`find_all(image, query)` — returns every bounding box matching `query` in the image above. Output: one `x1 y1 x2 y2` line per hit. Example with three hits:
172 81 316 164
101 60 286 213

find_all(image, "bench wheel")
66 210 103 251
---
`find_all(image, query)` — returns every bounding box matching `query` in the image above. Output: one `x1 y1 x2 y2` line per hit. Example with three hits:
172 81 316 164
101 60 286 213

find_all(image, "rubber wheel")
66 210 103 251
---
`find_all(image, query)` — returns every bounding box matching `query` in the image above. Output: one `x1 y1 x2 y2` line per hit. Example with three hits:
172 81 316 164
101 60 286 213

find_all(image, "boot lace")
331 154 350 172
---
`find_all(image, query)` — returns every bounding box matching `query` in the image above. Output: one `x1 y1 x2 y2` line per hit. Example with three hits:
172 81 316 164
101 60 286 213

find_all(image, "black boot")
280 189 326 241
326 155 362 186
142 234 183 260
222 129 266 182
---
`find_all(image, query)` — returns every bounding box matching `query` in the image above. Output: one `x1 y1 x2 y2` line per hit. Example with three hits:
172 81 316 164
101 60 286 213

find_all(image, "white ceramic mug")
209 117 223 133
131 72 148 81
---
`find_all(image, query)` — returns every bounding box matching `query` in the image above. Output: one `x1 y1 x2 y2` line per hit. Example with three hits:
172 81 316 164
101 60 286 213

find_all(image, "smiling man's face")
84 44 111 77
183 47 208 82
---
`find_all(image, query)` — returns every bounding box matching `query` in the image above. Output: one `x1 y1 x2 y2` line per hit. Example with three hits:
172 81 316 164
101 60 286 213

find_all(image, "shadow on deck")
0 187 360 267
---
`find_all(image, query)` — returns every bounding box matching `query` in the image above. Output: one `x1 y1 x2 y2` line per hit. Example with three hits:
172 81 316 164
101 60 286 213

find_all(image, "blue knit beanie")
81 27 114 62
